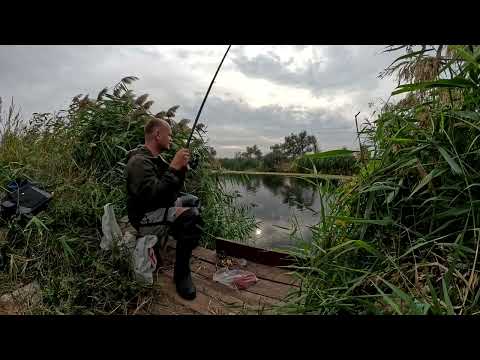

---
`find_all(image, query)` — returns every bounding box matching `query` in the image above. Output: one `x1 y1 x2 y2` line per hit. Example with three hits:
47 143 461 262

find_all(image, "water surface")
221 175 338 250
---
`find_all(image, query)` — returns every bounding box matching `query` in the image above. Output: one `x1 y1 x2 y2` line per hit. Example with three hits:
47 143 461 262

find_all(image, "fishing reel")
168 142 200 171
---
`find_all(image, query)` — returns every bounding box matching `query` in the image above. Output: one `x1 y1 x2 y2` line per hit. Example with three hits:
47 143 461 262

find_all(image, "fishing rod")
186 45 231 148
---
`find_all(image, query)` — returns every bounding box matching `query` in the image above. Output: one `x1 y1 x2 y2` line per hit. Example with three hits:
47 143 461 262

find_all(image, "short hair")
144 117 169 139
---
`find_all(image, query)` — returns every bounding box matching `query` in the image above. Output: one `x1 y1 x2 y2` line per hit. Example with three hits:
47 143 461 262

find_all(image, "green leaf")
373 282 402 315
426 275 440 314
59 236 75 259
467 135 480 153
303 149 354 160
392 78 475 95
115 145 128 154
24 216 49 234
360 192 375 240
381 158 417 173
324 239 358 254
409 168 446 199
451 110 480 122
351 240 383 258
450 111 480 132
437 146 462 175
387 49 431 67
450 45 480 69
380 279 412 305
386 137 416 144
399 238 439 259
436 243 477 255
435 207 470 219
386 178 404 205
442 278 455 315
383 45 409 53
333 216 394 226
361 184 398 193
419 196 445 207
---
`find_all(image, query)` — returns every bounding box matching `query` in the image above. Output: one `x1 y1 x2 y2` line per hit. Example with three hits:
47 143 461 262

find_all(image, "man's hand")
170 148 190 171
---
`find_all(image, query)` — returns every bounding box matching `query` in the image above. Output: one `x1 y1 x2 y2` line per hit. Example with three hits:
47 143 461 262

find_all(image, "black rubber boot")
170 208 203 301
174 244 196 300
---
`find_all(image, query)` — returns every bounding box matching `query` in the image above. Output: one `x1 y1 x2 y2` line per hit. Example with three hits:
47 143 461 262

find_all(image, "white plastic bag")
100 203 123 250
133 235 158 285
100 204 158 285
213 268 258 290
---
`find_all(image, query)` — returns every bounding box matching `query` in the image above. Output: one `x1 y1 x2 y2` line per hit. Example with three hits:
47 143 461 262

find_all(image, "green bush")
285 45 480 315
218 158 262 171
294 149 360 176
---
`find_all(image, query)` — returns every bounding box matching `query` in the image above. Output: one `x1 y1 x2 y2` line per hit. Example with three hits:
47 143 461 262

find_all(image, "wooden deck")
137 240 301 315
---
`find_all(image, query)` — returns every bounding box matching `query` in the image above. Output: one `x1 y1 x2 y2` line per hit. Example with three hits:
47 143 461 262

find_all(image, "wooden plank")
157 251 282 308
216 237 297 267
149 245 298 314
166 240 298 285
153 272 235 315
140 295 199 315
238 261 300 288
155 248 286 309
157 270 272 315
162 248 296 302
166 240 300 287
188 257 281 308
143 304 197 315
144 288 200 315
165 269 277 314
189 258 295 301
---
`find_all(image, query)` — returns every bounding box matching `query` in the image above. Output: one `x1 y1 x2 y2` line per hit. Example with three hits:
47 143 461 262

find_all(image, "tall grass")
194 172 257 248
0 77 254 314
284 45 480 315
294 149 360 176
1 95 140 314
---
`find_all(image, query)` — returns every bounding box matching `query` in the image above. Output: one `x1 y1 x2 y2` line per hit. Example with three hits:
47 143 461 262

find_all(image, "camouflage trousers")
138 207 202 250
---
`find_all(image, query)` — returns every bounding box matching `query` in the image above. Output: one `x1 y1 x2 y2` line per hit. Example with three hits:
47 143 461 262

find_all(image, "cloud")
181 95 358 157
0 45 211 118
0 45 399 158
231 45 397 98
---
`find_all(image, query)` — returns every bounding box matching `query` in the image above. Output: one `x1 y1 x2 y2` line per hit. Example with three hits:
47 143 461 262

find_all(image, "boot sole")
176 288 197 301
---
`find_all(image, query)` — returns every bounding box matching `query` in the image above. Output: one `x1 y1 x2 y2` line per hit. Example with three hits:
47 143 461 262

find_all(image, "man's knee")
170 208 204 249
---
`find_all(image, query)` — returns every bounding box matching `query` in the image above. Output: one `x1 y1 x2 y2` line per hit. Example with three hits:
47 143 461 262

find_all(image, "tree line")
214 130 359 175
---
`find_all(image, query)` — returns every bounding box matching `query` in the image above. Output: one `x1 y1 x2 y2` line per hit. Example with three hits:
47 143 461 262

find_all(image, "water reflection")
221 175 338 250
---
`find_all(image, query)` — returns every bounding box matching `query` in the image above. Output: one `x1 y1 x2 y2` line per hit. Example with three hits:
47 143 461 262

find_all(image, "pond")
220 174 340 251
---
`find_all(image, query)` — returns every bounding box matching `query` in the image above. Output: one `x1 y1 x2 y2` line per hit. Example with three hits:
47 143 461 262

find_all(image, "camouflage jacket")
126 145 185 227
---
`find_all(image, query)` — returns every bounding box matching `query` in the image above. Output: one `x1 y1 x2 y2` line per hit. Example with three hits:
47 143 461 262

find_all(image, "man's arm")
127 155 185 207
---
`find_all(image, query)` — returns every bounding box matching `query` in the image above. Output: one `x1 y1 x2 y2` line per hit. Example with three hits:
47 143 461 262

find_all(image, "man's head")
144 117 172 154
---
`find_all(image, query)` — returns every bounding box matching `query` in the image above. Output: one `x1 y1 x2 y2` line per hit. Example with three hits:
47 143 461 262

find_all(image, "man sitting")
126 117 203 300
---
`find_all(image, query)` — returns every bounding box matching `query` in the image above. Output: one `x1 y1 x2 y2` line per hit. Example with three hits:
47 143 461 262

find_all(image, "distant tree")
263 144 287 171
270 144 283 153
241 144 262 160
251 145 262 160
280 131 318 159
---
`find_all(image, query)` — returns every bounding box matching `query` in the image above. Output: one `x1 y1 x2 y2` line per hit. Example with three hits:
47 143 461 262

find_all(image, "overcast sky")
0 45 399 157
